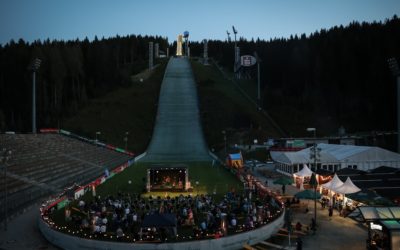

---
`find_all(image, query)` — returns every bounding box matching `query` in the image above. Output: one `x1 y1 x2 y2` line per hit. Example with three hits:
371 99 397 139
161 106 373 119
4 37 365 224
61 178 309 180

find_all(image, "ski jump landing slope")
140 57 210 162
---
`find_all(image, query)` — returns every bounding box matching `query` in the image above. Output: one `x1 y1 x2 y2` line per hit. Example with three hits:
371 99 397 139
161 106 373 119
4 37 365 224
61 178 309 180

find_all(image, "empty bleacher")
0 133 134 221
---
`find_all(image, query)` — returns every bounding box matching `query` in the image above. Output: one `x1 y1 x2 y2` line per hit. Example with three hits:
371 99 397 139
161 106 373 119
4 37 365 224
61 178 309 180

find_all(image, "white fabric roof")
271 143 400 166
293 164 313 177
321 174 344 190
333 177 361 194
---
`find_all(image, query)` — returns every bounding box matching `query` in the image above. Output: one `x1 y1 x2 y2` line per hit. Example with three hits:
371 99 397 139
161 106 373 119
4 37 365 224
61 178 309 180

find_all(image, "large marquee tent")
272 143 400 175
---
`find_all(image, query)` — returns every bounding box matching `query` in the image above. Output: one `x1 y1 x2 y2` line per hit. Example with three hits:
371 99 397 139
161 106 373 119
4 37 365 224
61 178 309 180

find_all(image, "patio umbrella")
294 189 322 200
273 176 294 185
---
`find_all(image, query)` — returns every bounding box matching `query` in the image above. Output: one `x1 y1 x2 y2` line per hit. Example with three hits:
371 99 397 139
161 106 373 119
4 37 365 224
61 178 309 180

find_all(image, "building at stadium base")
271 143 400 175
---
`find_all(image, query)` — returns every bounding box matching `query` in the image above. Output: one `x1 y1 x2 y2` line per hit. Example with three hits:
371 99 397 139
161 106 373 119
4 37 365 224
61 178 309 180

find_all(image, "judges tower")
176 34 183 56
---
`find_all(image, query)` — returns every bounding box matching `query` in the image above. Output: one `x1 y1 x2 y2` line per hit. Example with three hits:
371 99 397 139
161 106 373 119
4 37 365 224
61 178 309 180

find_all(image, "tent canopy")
294 164 313 177
333 177 361 194
322 173 344 190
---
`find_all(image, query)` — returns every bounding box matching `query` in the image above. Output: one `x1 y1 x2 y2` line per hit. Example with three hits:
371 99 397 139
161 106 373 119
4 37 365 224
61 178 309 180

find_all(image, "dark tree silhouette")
0 35 168 132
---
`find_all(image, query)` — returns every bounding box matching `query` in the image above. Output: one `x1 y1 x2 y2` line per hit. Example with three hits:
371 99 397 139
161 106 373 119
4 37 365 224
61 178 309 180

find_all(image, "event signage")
240 55 257 67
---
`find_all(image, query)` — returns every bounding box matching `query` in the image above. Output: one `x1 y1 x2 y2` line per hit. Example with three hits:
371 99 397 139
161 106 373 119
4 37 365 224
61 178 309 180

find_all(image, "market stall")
293 164 313 190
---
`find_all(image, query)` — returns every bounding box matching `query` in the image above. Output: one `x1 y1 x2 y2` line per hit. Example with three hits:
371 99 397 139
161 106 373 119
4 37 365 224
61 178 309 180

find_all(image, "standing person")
310 218 316 233
282 184 286 195
296 237 303 250
328 206 333 220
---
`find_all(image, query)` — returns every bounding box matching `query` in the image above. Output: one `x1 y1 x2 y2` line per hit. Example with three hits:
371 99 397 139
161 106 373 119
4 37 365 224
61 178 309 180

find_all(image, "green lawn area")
81 162 243 201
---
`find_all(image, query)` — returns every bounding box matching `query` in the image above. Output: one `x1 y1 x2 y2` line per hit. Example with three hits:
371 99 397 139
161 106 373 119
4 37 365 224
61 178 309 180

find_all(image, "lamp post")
1 148 12 231
388 57 400 153
95 131 101 145
222 130 227 155
253 52 262 109
29 58 41 134
307 128 319 232
124 132 129 151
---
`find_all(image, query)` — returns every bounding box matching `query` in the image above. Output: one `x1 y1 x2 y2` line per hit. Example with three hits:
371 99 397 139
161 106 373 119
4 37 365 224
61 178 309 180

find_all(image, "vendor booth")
293 164 313 189
350 206 400 250
226 152 243 169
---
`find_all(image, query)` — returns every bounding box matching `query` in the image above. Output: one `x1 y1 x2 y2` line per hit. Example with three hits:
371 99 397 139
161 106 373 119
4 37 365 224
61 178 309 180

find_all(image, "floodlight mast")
226 31 231 42
388 57 400 153
29 58 41 134
254 52 262 108
232 26 238 78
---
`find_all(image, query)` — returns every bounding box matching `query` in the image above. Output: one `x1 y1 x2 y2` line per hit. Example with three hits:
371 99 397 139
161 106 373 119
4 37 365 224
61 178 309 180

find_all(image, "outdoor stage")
146 165 190 192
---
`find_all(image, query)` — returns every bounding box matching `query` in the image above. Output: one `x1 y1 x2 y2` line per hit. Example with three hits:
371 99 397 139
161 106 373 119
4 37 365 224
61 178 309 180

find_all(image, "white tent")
272 143 400 175
321 174 344 191
293 164 313 177
293 164 313 190
333 177 361 194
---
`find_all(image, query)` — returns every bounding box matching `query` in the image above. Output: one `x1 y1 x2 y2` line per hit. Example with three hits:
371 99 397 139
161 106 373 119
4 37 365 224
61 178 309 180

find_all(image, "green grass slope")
191 60 282 154
62 61 167 154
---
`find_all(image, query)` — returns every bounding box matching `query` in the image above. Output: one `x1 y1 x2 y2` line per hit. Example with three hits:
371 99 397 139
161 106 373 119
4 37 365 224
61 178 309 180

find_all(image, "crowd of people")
59 188 283 242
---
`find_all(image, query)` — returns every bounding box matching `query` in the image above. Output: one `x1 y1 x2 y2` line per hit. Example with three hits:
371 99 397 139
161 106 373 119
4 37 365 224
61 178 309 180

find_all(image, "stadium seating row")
0 133 134 221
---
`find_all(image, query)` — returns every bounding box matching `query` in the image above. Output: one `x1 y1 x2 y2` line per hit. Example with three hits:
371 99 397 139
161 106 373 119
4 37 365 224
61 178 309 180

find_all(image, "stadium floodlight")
28 58 41 134
388 57 400 152
226 30 231 42
232 26 238 77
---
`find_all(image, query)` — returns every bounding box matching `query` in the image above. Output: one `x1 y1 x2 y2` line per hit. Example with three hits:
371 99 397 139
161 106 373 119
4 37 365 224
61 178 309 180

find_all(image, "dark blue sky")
0 0 399 45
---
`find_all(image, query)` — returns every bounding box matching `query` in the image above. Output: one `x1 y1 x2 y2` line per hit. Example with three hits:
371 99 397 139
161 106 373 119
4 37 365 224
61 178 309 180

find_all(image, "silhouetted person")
296 237 303 250
282 185 286 194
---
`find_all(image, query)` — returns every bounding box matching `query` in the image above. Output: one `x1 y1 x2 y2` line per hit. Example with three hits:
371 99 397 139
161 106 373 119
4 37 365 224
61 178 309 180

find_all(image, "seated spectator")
231 217 237 228
116 227 124 238
200 221 207 231
100 224 107 233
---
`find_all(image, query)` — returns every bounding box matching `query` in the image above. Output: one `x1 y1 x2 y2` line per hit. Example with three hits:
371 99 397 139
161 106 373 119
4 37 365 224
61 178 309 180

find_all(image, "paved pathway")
141 57 210 162
0 203 59 250
252 167 367 250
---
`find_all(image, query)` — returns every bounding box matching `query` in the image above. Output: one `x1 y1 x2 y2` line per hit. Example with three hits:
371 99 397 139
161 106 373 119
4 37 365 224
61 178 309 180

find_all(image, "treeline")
190 16 400 136
0 35 168 132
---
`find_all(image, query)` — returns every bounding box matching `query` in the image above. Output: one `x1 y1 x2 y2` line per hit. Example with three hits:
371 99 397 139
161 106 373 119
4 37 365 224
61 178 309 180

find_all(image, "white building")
271 143 400 175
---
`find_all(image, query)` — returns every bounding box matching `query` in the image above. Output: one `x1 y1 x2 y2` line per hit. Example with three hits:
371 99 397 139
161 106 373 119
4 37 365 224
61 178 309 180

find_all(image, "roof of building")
271 143 400 166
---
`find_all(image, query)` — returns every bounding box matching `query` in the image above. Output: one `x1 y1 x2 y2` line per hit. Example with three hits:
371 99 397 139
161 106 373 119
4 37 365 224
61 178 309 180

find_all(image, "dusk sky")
0 0 399 45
